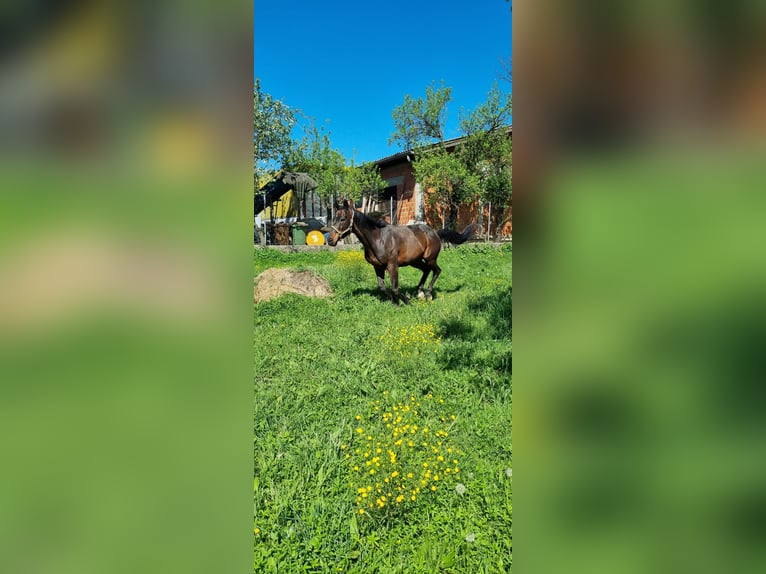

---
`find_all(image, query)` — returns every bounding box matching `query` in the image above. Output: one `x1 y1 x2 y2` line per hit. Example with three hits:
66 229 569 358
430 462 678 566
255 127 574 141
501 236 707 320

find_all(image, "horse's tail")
438 223 477 245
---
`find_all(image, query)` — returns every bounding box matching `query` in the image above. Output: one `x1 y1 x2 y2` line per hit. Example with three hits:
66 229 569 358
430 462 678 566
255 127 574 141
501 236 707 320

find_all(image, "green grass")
254 244 512 573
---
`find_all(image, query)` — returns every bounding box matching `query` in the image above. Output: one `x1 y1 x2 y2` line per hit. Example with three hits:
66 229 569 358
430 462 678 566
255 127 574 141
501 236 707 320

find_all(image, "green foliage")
390 82 512 228
415 148 479 225
344 158 386 202
285 120 345 201
254 246 512 573
286 120 385 202
458 84 512 206
389 81 452 150
253 79 297 182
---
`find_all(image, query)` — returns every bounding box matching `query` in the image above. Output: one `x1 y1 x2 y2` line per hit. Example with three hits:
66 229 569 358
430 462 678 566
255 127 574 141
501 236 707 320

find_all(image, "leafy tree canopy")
285 120 384 202
254 79 297 183
390 82 511 229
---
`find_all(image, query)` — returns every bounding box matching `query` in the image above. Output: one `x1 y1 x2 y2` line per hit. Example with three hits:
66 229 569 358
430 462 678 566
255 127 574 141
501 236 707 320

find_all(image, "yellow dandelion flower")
431 485 437 491
359 509 365 515
411 495 416 501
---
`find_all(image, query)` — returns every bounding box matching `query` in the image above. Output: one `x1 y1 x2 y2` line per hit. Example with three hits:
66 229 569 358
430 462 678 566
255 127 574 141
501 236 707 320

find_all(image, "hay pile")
254 268 332 303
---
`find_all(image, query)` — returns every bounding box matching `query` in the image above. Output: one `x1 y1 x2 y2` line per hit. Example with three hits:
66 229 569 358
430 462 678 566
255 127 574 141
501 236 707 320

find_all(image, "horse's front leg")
374 265 394 302
387 263 409 305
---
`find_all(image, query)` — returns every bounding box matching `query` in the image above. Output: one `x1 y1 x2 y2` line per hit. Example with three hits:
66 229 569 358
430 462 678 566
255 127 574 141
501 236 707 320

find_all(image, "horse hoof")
425 293 433 301
417 291 425 300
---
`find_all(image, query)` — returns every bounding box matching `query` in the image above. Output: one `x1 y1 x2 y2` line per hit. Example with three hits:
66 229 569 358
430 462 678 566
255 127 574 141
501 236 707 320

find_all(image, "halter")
331 209 355 239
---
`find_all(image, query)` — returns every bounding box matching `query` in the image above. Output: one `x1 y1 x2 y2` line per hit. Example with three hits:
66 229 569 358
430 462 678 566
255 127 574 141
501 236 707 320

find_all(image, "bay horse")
327 200 476 304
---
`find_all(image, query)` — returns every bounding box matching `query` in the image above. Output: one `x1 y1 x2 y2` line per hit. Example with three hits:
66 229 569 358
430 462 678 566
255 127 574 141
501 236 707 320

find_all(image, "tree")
416 148 479 229
390 82 468 228
499 57 512 86
344 157 386 203
458 84 512 232
389 81 452 150
390 82 511 230
286 119 384 207
253 79 297 184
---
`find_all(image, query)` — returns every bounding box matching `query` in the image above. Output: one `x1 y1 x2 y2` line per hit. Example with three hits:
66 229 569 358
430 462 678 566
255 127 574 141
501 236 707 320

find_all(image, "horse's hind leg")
425 261 441 300
412 259 431 299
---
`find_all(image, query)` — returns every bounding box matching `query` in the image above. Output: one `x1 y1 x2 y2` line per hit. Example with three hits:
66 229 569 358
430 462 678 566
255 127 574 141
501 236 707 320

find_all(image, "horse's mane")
354 209 387 230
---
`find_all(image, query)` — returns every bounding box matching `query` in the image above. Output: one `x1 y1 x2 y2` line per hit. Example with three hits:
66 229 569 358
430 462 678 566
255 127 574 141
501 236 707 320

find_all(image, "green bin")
291 224 307 245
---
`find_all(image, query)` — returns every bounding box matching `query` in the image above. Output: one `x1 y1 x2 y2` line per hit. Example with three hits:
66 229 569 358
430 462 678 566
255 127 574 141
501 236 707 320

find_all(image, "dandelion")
455 483 466 495
254 528 261 535
465 533 476 543
505 468 513 478
345 390 460 515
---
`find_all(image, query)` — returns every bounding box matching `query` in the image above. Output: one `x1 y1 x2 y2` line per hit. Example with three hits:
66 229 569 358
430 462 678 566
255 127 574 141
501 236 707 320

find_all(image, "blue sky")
254 1 512 163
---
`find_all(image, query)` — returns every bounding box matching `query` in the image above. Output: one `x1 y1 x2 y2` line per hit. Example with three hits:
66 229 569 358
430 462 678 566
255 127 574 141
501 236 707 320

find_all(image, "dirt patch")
254 268 333 303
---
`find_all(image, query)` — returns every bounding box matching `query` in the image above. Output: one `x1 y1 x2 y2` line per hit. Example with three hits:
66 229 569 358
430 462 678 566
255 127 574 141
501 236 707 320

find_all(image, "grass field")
254 244 512 573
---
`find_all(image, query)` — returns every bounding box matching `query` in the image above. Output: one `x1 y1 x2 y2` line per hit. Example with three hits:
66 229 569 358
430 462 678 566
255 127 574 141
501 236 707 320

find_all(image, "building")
367 127 512 239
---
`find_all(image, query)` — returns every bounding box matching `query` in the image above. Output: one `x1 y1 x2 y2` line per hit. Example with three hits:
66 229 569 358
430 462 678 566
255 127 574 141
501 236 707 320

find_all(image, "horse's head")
327 200 355 246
